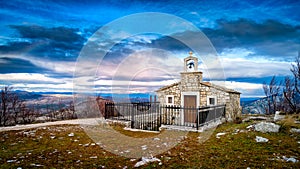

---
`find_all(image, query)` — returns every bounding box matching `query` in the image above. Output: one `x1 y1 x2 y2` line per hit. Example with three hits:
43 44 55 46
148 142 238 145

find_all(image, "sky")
0 0 300 98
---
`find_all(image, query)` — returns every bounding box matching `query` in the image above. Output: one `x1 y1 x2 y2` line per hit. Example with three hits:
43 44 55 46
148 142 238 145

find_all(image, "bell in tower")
184 51 198 72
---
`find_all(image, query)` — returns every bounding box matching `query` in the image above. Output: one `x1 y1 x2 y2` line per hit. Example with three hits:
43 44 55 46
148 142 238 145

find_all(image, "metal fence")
105 102 225 131
161 104 226 130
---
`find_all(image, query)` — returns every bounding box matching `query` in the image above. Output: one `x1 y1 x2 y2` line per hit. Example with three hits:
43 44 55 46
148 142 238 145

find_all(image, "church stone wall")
180 72 202 92
225 93 242 121
156 83 181 105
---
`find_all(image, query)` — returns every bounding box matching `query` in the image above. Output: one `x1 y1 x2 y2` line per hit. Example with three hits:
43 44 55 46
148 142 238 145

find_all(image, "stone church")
156 52 241 121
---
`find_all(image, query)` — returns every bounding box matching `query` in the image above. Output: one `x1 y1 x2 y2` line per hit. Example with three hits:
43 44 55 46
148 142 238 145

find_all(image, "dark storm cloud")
149 36 190 52
0 41 32 53
99 35 190 63
0 25 87 61
10 25 83 43
82 18 300 64
104 17 300 59
203 19 300 59
0 57 49 73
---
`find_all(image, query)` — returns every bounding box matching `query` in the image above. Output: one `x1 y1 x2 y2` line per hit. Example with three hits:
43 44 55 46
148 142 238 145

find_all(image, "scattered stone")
130 159 136 162
232 129 242 134
50 136 55 139
165 156 171 161
290 128 300 133
134 157 161 168
30 163 43 167
282 156 299 163
216 132 226 139
153 138 160 141
89 156 97 159
246 125 254 130
68 133 74 137
243 116 267 122
7 159 17 163
274 111 285 121
255 122 280 133
141 145 147 150
255 136 269 143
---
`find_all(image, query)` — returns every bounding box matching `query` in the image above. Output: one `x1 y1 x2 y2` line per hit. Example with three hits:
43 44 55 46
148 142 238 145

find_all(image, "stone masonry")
156 52 241 121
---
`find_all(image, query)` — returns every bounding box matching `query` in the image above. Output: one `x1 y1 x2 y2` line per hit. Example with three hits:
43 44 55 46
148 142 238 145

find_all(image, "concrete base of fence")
160 118 225 132
123 127 160 133
105 119 131 128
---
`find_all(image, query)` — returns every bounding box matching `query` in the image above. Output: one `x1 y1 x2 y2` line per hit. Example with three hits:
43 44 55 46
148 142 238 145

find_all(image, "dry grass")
0 118 300 168
278 114 300 130
112 124 160 138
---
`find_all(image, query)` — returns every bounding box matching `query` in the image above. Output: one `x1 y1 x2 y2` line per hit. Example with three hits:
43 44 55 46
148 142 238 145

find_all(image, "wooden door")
184 95 197 123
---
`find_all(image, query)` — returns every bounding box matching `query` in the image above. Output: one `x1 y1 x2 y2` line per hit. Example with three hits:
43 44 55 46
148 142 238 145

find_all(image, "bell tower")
184 51 198 72
180 52 203 92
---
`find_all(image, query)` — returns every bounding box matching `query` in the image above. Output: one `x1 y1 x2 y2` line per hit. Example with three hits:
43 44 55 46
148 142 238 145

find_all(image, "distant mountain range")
13 90 269 114
14 90 44 100
241 97 270 114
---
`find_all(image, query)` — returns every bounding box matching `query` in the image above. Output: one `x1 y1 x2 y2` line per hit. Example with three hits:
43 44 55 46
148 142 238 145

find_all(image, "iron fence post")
196 107 199 130
131 104 134 129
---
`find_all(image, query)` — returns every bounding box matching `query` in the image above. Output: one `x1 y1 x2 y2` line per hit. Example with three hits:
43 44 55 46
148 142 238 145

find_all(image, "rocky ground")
0 114 300 168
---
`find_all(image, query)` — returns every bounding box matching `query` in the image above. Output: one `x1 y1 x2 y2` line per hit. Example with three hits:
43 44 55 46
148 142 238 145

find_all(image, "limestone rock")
290 128 300 133
255 136 269 143
134 157 161 168
254 122 280 133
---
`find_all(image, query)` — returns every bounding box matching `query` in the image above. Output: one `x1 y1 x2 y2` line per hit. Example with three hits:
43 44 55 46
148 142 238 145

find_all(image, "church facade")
156 52 241 121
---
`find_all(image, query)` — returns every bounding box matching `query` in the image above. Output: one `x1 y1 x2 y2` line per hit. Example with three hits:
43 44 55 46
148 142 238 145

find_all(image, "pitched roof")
156 82 180 92
200 82 241 94
156 81 241 94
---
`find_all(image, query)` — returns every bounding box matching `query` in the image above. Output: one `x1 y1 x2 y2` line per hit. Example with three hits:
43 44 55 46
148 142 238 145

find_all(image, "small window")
207 96 217 106
168 97 173 104
209 98 215 105
166 95 174 105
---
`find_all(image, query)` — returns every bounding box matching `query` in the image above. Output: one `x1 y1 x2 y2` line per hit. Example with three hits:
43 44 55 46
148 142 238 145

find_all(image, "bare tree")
283 52 300 114
68 101 76 119
0 86 11 126
283 76 299 113
19 103 37 124
291 52 300 94
11 93 22 125
0 86 31 126
262 76 281 114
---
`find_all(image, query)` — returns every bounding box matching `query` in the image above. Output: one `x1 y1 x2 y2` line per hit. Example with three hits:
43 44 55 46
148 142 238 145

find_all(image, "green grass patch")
0 119 300 168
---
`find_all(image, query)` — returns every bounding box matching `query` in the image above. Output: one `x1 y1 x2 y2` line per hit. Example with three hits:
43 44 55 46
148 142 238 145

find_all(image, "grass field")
0 116 300 168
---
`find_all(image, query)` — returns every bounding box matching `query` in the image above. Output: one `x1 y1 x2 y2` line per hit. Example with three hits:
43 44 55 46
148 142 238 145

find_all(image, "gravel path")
0 118 104 132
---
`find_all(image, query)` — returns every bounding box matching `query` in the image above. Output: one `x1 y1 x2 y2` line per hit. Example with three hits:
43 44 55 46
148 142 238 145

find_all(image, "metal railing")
105 102 225 131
